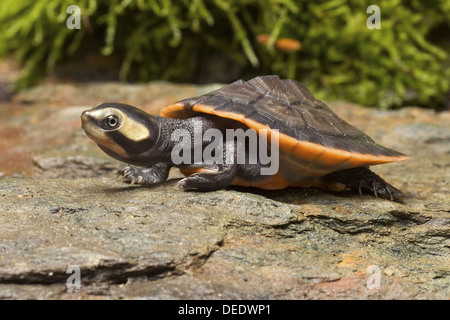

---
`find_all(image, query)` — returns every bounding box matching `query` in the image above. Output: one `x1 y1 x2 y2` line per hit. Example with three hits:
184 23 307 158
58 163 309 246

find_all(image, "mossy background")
0 0 449 109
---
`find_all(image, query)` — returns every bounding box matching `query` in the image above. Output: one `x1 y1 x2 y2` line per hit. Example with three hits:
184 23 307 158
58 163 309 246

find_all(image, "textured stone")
0 81 449 299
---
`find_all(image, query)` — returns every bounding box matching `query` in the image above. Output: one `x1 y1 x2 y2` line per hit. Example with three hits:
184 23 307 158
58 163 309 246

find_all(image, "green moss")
0 0 449 108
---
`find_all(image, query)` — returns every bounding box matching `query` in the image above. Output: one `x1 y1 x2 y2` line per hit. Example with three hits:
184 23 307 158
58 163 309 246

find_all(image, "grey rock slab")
0 174 448 299
0 178 226 287
0 81 449 299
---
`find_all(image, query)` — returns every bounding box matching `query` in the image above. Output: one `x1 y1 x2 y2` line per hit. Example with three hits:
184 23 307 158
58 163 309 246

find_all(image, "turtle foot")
324 167 405 200
118 163 171 186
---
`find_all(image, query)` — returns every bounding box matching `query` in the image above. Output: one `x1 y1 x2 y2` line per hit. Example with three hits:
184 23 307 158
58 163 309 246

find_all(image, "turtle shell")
161 75 408 189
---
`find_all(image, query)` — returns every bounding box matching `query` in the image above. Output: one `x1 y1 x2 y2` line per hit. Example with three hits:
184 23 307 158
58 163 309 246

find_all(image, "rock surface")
0 80 449 299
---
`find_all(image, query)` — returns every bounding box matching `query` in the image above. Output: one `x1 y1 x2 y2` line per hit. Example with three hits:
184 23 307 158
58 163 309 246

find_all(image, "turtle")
81 75 409 199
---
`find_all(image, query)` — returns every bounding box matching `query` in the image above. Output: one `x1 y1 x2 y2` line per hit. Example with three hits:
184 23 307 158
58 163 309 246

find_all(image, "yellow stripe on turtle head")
120 117 151 142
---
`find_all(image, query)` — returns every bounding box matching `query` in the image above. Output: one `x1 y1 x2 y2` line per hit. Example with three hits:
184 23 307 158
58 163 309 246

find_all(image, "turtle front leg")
178 164 237 191
323 167 404 200
118 162 171 185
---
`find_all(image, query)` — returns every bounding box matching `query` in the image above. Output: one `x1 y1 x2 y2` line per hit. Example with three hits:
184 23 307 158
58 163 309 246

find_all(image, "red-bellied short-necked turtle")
81 75 408 199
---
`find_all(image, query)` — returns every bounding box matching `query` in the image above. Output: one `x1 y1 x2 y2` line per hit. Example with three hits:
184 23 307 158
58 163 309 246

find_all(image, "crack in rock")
0 262 177 286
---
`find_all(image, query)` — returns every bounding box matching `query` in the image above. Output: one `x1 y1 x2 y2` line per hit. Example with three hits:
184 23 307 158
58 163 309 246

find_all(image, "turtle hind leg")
323 167 404 200
178 164 237 191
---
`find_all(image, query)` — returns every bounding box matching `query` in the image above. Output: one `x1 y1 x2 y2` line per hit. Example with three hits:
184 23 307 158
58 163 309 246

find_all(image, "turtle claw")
117 163 171 186
177 178 189 190
372 183 378 198
178 165 236 191
387 187 393 201
117 166 147 185
178 174 208 190
117 166 133 180
353 174 403 200
117 166 137 183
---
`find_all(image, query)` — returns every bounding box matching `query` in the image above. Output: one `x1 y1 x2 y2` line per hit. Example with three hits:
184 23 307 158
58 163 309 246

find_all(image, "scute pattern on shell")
175 75 403 158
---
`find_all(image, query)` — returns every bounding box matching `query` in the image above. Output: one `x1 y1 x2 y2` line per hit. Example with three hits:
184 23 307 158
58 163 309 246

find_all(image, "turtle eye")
104 115 120 129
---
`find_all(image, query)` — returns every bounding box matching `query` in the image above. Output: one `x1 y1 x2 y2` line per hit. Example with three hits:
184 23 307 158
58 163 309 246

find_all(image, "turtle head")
81 103 161 165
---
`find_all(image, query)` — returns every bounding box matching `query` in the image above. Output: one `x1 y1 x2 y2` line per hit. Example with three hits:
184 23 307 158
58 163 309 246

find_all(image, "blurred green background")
0 0 449 109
